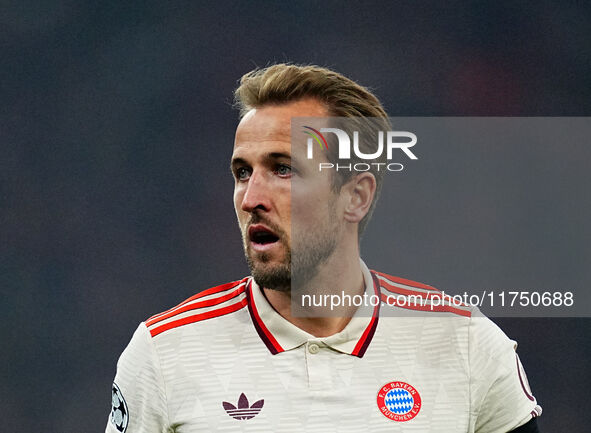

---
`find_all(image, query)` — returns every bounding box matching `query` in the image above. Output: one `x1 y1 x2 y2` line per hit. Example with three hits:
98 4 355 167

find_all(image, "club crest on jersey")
377 381 422 422
110 382 129 432
222 393 264 420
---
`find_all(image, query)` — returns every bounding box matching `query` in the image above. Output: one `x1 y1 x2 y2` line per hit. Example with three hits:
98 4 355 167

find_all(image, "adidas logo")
222 393 264 420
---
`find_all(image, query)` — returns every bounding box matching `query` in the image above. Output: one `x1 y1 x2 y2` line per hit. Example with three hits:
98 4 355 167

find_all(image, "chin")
248 259 291 292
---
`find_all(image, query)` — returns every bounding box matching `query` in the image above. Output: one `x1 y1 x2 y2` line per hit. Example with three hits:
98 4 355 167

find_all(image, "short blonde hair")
234 63 389 235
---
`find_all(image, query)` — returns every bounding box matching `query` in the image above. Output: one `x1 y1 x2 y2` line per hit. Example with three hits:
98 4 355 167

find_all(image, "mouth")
248 224 280 251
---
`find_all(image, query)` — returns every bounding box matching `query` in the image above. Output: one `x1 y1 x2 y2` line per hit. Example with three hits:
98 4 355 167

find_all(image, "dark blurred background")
1 1 589 431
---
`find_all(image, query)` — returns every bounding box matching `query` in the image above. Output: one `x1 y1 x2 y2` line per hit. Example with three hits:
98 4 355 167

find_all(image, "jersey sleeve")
468 315 542 433
105 323 169 433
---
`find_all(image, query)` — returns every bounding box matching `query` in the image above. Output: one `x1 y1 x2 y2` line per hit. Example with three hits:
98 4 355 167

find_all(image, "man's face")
232 99 343 292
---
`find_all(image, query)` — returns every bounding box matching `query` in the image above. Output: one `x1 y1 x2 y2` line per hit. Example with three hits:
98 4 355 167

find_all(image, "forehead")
233 99 329 155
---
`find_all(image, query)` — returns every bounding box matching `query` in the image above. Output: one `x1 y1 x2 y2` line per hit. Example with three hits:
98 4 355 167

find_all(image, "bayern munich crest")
377 381 422 422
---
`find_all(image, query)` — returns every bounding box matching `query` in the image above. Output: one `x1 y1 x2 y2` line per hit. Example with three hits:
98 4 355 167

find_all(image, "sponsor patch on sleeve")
110 382 129 432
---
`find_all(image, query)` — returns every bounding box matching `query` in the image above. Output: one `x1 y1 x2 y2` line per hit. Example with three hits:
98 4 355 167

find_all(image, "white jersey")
106 262 541 432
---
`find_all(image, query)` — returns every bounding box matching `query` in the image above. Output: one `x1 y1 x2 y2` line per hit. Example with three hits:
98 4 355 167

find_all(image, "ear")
342 173 376 224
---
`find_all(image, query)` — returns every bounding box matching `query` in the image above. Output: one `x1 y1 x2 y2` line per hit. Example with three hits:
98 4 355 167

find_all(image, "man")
106 64 542 432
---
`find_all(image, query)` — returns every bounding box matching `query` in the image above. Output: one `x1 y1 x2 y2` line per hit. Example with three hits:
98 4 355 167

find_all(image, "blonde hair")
234 63 390 235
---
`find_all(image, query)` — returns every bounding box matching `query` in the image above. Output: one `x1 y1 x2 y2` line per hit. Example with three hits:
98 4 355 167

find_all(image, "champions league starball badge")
110 382 129 432
377 381 422 422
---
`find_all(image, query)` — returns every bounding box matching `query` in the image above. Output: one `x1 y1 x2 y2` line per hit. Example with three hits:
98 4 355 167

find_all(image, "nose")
240 171 271 213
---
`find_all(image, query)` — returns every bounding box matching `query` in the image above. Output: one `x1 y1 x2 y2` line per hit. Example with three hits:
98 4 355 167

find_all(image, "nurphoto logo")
303 125 418 172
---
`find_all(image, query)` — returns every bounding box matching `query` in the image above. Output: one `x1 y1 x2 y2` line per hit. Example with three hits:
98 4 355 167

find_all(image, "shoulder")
144 277 251 338
468 315 543 430
371 269 473 318
371 269 516 346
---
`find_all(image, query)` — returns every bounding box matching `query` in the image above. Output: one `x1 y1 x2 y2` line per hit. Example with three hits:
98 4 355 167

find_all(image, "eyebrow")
230 152 291 169
268 152 291 160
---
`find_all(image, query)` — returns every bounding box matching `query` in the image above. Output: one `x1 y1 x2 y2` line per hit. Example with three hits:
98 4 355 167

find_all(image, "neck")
263 250 365 338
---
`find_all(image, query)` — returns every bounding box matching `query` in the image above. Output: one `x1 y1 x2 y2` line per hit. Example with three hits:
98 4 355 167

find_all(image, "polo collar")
246 260 380 358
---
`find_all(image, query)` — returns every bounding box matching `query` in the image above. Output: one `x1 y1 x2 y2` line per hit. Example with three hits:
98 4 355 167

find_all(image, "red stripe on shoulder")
372 270 471 317
379 279 441 300
146 279 247 325
146 284 246 327
371 270 439 292
379 293 472 317
149 297 248 337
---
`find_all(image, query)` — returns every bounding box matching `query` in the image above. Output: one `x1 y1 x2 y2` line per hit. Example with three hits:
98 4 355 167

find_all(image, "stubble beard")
246 247 292 293
243 207 339 294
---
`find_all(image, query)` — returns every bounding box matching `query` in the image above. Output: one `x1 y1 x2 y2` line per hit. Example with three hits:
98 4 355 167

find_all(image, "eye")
276 164 292 177
235 167 251 181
